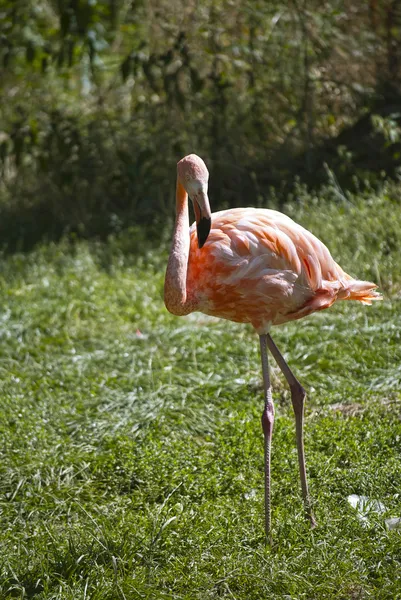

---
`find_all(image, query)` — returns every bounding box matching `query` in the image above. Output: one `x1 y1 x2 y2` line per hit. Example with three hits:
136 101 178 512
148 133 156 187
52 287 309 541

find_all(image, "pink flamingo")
164 153 381 540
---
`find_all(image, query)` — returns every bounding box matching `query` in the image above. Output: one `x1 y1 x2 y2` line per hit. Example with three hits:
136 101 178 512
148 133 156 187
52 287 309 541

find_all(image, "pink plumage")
185 207 380 333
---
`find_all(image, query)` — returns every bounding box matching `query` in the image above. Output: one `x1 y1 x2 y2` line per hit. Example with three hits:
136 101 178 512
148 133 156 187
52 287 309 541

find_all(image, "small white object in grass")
347 494 386 514
244 489 257 500
385 517 401 530
347 494 401 530
347 494 386 526
234 378 246 385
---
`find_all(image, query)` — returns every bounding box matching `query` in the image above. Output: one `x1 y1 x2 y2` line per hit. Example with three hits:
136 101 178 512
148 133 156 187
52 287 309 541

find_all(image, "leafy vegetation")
1 0 401 247
0 195 400 599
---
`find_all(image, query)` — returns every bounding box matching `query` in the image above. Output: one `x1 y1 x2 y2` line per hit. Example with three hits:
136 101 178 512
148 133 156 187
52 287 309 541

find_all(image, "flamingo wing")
186 207 379 332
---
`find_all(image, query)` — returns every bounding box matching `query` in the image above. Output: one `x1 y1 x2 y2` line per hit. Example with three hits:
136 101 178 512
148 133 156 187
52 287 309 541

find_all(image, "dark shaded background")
1 0 401 250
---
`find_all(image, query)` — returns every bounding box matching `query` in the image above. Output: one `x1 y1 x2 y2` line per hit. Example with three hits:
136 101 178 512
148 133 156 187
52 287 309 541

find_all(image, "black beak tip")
197 217 211 249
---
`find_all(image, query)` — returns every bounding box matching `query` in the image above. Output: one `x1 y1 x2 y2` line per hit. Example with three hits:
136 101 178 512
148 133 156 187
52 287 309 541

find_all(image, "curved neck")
164 180 193 316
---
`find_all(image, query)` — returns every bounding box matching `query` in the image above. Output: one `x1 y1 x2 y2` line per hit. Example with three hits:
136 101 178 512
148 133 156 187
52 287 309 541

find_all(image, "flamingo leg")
265 334 317 528
259 334 275 543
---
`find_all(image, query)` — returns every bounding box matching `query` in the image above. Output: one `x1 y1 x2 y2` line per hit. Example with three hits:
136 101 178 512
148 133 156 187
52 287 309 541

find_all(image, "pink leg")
266 334 317 528
259 334 274 542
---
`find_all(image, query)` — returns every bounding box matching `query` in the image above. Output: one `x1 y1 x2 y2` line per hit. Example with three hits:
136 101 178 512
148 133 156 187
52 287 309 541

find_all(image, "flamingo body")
164 154 381 539
185 207 379 333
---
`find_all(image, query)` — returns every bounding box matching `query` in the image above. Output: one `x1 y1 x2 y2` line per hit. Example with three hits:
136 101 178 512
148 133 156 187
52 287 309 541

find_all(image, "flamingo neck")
164 180 194 316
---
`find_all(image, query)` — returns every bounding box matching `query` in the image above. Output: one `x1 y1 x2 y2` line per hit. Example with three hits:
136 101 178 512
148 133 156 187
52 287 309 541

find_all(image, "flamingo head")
177 154 211 249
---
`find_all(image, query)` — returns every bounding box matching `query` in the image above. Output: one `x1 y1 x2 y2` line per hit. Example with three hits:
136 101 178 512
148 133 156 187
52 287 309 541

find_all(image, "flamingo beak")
193 193 211 249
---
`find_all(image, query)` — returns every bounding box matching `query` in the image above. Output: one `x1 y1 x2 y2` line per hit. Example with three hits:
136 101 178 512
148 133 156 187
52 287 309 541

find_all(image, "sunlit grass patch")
0 207 400 598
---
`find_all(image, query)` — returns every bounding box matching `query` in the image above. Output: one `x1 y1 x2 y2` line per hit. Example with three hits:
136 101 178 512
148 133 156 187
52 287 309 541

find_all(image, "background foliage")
1 0 401 248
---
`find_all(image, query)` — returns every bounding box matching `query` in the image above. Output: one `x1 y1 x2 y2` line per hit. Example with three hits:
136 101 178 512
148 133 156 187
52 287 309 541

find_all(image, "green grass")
0 192 401 599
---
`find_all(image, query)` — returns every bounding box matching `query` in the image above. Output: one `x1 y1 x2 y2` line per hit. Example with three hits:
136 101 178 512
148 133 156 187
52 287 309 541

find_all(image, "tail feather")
279 278 381 325
337 279 382 305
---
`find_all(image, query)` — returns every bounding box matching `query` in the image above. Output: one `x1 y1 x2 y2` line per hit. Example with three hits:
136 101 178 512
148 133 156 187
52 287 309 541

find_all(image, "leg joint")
290 381 306 402
261 404 274 437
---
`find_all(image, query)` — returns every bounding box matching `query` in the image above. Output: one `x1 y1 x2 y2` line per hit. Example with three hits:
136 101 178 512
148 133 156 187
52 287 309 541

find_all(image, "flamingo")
164 153 381 541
